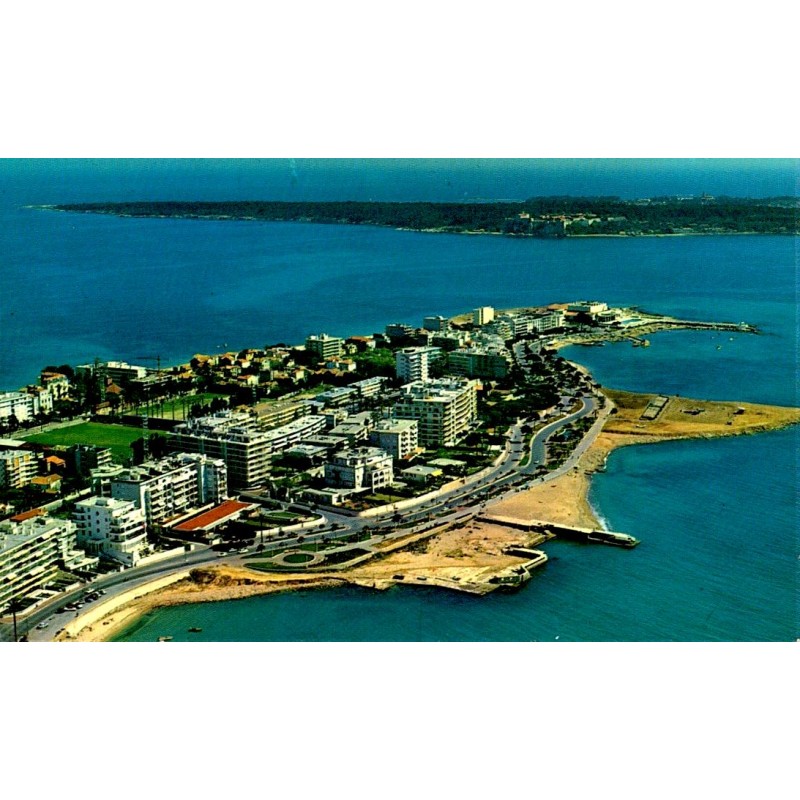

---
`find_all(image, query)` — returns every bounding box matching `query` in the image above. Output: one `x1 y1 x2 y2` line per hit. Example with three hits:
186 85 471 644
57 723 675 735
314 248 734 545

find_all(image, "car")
98 589 106 595
237 548 248 554
36 621 48 629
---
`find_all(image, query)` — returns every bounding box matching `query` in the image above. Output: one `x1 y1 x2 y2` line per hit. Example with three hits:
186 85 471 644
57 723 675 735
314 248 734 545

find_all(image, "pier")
476 514 639 548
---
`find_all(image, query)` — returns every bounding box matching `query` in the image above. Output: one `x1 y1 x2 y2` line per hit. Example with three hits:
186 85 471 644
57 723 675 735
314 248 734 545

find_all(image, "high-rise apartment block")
395 346 441 383
109 453 228 527
324 447 394 492
391 378 478 447
473 306 495 326
369 418 419 460
305 333 344 360
170 413 272 489
0 449 37 489
73 496 148 567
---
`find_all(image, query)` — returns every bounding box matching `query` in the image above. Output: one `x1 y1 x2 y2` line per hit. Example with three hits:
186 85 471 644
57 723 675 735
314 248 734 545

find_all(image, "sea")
0 158 796 641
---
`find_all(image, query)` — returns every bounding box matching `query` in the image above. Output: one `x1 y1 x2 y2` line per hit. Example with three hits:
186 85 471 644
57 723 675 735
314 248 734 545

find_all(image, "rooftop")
173 499 254 531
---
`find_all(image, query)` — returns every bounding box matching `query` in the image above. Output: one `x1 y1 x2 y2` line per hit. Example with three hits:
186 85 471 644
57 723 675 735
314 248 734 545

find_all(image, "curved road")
5 391 610 642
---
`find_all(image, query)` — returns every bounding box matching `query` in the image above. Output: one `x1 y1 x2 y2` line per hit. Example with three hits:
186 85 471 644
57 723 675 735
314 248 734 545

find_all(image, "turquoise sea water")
113 425 798 642
0 160 796 641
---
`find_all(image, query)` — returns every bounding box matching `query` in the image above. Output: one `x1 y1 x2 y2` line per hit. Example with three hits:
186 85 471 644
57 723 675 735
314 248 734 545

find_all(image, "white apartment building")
369 418 419 460
73 496 148 567
170 413 273 489
498 313 532 337
40 371 71 400
0 390 52 423
473 306 495 326
350 376 387 399
324 447 394 492
530 309 565 332
262 414 326 452
305 333 344 360
0 517 97 611
0 449 37 489
76 360 147 383
391 378 478 447
169 412 326 488
447 347 510 379
109 453 228 528
395 347 441 383
567 301 607 315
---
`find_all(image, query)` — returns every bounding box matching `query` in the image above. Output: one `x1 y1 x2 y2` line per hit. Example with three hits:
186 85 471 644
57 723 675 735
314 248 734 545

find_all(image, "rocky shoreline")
56 387 800 642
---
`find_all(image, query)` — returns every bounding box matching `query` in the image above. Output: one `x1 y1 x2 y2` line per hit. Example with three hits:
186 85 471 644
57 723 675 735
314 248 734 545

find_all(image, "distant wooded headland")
46 196 799 237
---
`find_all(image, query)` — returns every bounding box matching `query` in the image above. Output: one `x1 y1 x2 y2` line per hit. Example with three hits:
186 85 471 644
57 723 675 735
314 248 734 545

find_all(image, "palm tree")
8 596 23 642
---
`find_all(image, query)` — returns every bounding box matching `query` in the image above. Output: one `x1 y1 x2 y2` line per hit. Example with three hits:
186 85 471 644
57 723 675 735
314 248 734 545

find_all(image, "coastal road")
3 391 607 642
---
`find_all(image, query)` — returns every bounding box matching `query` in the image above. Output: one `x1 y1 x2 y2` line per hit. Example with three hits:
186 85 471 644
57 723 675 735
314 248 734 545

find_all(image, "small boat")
188 627 203 633
157 636 174 642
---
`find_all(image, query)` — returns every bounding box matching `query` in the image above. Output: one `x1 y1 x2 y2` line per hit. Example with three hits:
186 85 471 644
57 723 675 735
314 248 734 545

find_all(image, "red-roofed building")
30 474 62 492
9 507 48 523
169 499 257 541
43 455 66 473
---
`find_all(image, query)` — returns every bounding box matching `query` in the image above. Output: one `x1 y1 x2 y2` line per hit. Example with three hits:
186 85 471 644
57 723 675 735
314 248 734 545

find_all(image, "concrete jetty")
476 514 639 548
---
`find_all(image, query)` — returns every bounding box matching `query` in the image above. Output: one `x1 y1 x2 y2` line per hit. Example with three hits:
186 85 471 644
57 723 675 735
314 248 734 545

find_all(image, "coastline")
58 389 800 642
35 207 796 238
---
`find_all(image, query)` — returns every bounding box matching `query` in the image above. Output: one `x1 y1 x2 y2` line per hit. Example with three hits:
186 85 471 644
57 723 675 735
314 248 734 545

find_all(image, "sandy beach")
57 389 800 642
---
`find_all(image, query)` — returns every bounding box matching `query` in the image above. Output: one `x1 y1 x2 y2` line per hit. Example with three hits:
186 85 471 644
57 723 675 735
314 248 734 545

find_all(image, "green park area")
20 422 144 464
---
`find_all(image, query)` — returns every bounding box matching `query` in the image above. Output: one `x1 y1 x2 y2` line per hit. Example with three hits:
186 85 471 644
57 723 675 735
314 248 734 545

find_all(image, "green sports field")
21 422 144 463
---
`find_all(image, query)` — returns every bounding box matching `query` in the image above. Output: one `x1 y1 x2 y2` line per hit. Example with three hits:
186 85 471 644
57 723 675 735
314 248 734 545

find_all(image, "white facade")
170 412 272 488
40 372 71 400
567 301 607 315
110 453 228 527
0 449 37 489
395 347 441 383
369 419 419 460
324 447 394 492
262 414 326 452
73 496 147 567
0 517 96 610
473 306 495 326
0 391 51 422
76 360 147 383
392 378 478 447
305 333 344 360
531 309 565 332
350 376 386 398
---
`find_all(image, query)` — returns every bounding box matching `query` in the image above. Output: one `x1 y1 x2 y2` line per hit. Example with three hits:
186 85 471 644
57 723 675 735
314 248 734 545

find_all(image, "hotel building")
324 447 394 492
73 496 148 567
0 517 96 611
391 378 478 447
109 453 228 528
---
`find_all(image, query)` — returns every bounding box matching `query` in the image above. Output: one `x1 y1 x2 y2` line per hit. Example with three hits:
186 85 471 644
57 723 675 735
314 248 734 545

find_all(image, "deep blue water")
0 159 795 641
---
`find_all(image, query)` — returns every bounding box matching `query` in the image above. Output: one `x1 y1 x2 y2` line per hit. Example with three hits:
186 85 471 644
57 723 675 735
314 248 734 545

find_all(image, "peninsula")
43 195 799 237
2 299 798 643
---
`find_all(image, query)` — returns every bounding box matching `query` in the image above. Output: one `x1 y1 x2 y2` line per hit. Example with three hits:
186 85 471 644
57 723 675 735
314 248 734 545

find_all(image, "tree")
8 596 23 642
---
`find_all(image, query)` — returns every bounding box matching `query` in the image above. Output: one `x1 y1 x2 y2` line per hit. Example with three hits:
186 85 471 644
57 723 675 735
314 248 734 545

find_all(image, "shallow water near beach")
0 160 795 641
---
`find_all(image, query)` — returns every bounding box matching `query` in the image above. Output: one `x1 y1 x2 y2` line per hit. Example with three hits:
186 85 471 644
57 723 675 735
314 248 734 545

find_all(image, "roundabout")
270 550 325 568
